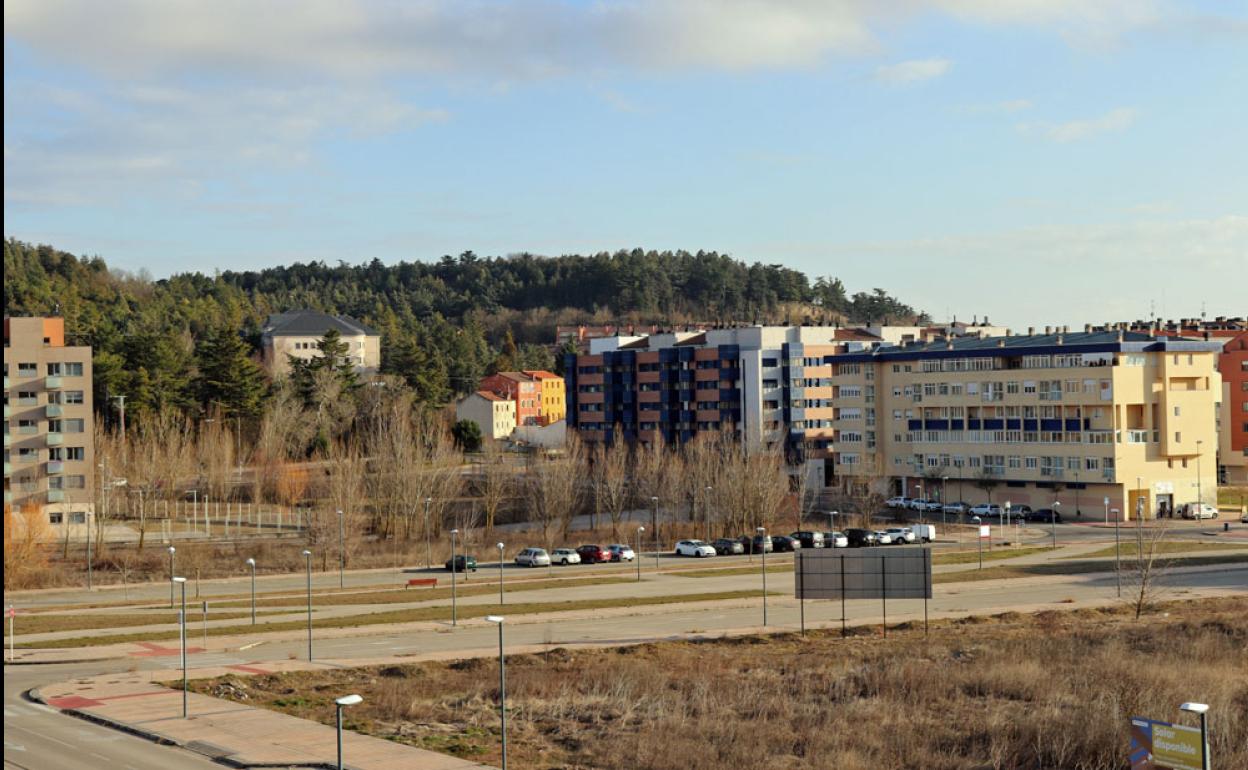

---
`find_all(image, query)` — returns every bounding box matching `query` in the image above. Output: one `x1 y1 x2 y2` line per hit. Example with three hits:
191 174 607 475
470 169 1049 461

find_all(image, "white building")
261 310 380 378
456 391 517 441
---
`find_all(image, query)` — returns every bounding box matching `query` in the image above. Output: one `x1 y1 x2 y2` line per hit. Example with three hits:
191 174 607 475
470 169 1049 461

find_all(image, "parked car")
790 531 826 549
674 539 717 558
909 524 937 543
844 528 878 547
1029 508 1063 523
1241 510 1248 524
742 535 774 554
1180 503 1218 520
822 531 849 548
969 503 1002 516
1007 504 1032 518
712 537 745 555
874 531 895 545
770 535 801 552
907 498 929 511
515 547 552 567
885 527 916 544
607 544 636 562
919 500 943 513
886 496 911 508
551 547 582 565
576 544 611 564
942 501 969 514
444 555 477 572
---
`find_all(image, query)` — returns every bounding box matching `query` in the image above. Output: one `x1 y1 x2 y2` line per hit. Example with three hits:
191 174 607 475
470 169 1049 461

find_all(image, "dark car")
790 531 825 549
1029 508 1063 523
770 535 802 552
444 555 477 572
712 538 745 555
741 535 774 554
576 544 611 564
844 528 878 548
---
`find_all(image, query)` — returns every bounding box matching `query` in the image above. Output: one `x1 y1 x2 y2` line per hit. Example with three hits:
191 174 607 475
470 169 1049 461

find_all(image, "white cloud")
874 58 952 85
1017 107 1138 142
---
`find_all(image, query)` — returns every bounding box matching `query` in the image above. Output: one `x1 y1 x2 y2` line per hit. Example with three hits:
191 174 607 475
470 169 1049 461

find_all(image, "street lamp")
1179 702 1210 770
449 528 459 627
1002 499 1011 546
757 526 768 626
1196 440 1204 511
168 546 177 609
635 526 644 582
1051 501 1061 549
245 558 256 625
915 483 923 523
173 576 188 718
650 496 660 570
486 615 508 770
704 486 713 541
972 516 983 570
336 509 345 589
496 542 506 605
1112 508 1122 598
424 497 433 569
334 694 363 770
302 549 313 660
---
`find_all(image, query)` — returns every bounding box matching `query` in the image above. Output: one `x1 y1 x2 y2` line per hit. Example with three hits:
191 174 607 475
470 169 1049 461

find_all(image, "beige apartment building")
261 309 381 378
4 317 95 538
456 390 517 441
830 330 1222 520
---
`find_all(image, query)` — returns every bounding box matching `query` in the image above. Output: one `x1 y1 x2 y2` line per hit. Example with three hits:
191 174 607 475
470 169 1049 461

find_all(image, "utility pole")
113 394 127 438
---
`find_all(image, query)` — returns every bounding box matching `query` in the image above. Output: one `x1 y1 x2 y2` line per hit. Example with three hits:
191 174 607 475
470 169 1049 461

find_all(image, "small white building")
456 391 517 441
261 310 380 378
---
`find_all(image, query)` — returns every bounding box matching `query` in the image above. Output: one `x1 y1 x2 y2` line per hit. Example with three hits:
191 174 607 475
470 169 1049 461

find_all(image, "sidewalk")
35 670 490 769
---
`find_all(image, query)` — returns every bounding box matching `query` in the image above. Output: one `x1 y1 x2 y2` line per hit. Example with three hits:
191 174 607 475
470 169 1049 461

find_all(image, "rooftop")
263 309 377 338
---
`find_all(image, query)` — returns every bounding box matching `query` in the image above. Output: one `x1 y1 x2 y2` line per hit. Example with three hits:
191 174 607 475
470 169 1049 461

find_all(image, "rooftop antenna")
1201 300 1206 321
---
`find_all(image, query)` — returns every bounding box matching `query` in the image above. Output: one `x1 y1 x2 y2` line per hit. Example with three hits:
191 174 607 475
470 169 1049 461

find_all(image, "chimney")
1044 326 1052 335
1084 324 1092 333
1028 326 1035 336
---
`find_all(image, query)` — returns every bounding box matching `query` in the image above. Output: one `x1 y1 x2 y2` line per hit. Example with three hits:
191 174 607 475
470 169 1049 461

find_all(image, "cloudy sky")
4 0 1245 327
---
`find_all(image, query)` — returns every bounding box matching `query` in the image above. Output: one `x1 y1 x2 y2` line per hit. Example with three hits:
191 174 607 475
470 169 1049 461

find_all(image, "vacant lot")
191 597 1248 770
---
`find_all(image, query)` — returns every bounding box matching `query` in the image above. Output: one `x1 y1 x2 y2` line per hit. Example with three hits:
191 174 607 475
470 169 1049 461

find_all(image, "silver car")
515 547 552 567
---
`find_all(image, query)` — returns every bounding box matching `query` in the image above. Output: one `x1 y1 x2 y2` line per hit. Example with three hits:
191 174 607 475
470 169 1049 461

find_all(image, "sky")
4 0 1246 329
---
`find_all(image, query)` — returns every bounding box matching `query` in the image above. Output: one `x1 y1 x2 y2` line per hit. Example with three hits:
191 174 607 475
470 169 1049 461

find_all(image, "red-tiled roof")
474 390 507 402
522 370 561 379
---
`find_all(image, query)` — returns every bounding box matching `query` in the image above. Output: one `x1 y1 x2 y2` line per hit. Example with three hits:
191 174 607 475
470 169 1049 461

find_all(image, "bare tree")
124 411 194 549
594 442 632 539
198 415 235 504
525 443 583 555
739 441 789 532
324 439 367 571
253 385 311 504
1124 518 1171 619
474 440 511 536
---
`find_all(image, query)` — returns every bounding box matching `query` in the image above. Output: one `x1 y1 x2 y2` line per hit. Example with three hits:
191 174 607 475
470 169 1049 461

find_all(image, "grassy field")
934 552 1248 584
1064 541 1248 560
1216 486 1246 507
14 589 768 649
188 596 1248 770
676 546 1052 578
2 608 289 637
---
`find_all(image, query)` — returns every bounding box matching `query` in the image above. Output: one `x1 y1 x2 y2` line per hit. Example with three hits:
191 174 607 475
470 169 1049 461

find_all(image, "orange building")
479 372 542 426
522 370 566 425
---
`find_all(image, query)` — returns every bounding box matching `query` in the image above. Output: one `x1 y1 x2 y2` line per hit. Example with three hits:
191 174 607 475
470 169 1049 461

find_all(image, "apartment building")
831 330 1223 519
261 309 380 378
4 317 95 538
522 370 567 425
455 391 517 440
479 371 567 427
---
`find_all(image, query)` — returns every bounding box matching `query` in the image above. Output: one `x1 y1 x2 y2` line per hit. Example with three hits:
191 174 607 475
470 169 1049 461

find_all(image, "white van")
909 524 937 543
1180 503 1218 520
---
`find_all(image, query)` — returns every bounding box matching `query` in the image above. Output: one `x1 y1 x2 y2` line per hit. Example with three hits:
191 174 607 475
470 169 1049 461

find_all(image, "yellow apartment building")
830 330 1222 520
522 370 566 425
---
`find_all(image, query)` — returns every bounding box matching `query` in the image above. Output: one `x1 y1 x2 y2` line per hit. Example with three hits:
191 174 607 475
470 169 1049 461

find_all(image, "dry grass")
1067 540 1248 559
933 552 1248 584
1 608 287 637
191 597 1248 770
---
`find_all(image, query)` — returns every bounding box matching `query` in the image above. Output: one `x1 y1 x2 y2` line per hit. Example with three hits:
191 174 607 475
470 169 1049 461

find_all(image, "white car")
874 531 895 545
885 527 916 544
607 544 636 562
515 547 551 567
551 548 582 565
907 499 928 511
675 539 716 558
886 496 911 508
969 503 1002 516
942 502 969 514
824 531 849 548
918 500 943 513
1181 503 1218 520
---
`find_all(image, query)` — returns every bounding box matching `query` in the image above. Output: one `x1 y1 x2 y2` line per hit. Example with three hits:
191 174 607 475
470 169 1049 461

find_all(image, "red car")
575 544 611 564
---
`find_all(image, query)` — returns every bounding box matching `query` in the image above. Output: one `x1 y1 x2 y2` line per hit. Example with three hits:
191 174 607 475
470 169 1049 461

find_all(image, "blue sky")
4 1 1245 327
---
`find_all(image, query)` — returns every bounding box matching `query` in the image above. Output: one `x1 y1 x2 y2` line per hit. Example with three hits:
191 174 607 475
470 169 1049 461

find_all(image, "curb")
5 655 117 667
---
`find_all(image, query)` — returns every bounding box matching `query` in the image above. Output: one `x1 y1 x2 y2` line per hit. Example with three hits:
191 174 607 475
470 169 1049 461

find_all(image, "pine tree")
196 325 270 418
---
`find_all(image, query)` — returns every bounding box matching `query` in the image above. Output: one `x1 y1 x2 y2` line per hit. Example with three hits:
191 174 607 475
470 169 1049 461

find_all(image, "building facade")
479 372 543 426
1217 331 1248 484
455 391 517 441
261 310 380 378
831 330 1222 519
4 317 95 538
522 370 566 425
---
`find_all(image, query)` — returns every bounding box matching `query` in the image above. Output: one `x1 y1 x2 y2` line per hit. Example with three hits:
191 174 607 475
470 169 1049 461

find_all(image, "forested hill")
3 239 922 420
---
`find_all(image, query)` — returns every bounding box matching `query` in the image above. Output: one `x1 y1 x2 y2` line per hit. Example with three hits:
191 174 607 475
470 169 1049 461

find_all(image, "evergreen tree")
195 325 270 418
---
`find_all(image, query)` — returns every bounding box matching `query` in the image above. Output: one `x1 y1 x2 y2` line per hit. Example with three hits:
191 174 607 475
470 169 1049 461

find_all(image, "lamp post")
635 526 644 582
245 558 256 625
650 496 660 570
1051 501 1061 549
1112 508 1122 597
1002 499 1011 547
302 549 313 660
915 483 923 524
173 576 188 718
449 528 459 626
972 516 983 570
941 476 949 527
424 497 433 569
757 526 768 626
704 486 713 541
1196 439 1204 511
336 508 345 589
334 694 363 770
168 546 177 609
496 542 505 605
1179 702 1210 770
486 615 507 770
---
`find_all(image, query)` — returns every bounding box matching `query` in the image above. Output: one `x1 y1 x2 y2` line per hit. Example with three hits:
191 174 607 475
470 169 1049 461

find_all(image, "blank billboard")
795 548 932 600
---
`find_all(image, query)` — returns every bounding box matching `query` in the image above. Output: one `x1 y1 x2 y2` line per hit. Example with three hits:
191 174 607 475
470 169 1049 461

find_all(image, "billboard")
1129 717 1204 770
794 548 932 600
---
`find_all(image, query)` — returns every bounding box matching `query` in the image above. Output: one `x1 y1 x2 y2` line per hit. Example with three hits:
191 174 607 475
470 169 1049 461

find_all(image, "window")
66 447 85 461
18 363 37 377
1174 406 1181 416
762 358 778 368
70 511 87 524
48 512 64 524
1175 431 1181 443
65 419 86 433
63 362 84 376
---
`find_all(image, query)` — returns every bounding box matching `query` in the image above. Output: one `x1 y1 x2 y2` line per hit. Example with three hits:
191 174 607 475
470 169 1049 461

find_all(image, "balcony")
47 489 65 503
2 405 8 419
3 434 9 448
3 462 10 477
47 460 64 474
46 432 64 446
46 404 63 418
45 376 63 389
18 424 38 435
